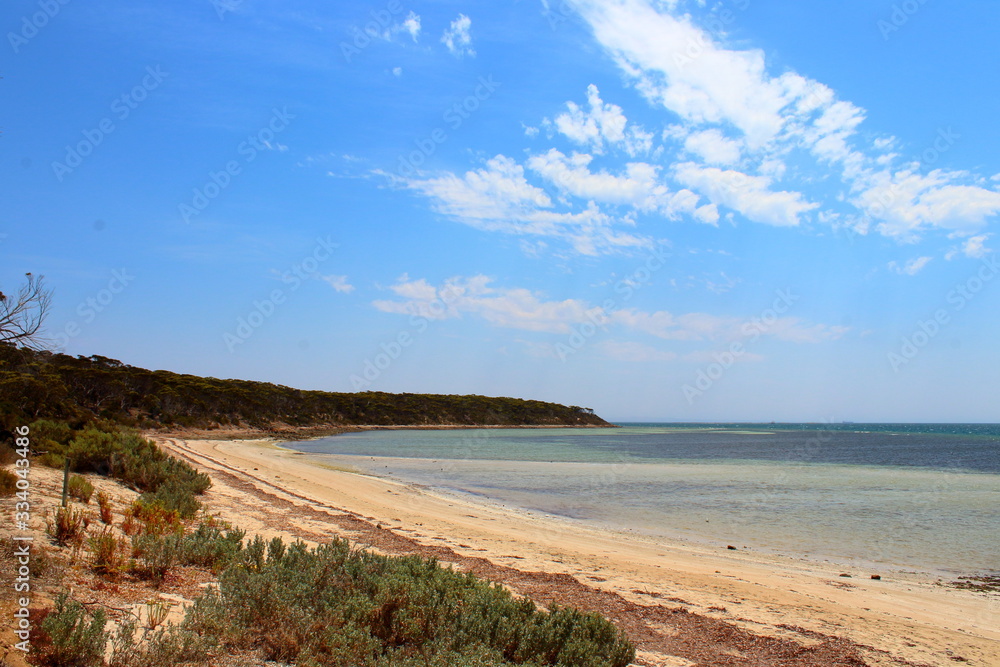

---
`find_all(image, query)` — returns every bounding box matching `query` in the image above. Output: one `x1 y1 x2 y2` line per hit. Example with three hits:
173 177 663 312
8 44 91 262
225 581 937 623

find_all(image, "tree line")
0 344 610 431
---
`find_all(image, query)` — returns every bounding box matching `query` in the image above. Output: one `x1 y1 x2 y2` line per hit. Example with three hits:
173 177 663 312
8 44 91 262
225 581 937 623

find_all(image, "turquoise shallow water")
286 425 1000 575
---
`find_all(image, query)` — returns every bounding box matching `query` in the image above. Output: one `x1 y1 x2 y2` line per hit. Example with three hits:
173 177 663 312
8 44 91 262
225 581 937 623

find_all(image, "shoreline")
290 453 973 579
155 435 1000 667
151 421 617 442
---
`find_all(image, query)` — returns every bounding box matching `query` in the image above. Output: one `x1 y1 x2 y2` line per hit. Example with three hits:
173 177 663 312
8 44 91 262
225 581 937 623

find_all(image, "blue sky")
3 0 999 422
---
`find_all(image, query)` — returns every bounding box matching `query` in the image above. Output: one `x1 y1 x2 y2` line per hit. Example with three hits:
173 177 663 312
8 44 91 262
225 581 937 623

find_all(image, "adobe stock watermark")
340 0 406 63
349 284 462 390
224 236 337 352
51 269 135 352
887 255 999 371
878 0 932 41
179 107 294 223
8 0 71 53
395 75 501 178
556 244 670 361
51 66 168 182
682 288 798 404
672 0 752 68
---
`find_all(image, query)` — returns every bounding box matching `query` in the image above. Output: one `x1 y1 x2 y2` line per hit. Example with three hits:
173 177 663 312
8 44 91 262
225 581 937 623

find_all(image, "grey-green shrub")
35 593 108 667
67 474 94 503
184 537 635 666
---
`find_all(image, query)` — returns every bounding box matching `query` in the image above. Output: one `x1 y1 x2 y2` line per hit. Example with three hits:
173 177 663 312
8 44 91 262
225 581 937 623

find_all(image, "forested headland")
0 344 611 432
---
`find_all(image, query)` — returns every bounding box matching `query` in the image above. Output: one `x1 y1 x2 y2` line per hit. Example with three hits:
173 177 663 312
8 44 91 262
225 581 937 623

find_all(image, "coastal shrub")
0 467 18 496
31 593 108 667
139 477 203 518
120 513 140 536
132 533 181 583
28 417 72 468
175 522 246 570
66 428 118 473
183 537 635 667
130 500 183 535
67 474 94 503
89 527 126 575
38 421 210 518
96 490 114 524
107 617 212 667
48 507 89 547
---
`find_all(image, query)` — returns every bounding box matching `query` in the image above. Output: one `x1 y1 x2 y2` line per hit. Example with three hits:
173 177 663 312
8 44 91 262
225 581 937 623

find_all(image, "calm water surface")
286 424 1000 575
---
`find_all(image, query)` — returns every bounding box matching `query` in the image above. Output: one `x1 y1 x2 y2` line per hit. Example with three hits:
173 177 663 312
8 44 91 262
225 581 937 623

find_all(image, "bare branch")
0 273 53 349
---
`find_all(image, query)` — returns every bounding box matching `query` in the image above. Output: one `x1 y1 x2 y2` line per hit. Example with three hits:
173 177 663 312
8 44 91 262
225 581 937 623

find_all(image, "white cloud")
674 162 818 227
381 11 421 42
374 275 596 332
567 0 1000 242
402 11 421 41
946 234 992 260
442 14 474 57
683 128 742 166
888 256 933 276
852 168 1000 241
527 149 670 210
392 67 402 77
394 155 651 255
323 275 355 293
567 0 794 148
374 275 849 344
549 84 652 156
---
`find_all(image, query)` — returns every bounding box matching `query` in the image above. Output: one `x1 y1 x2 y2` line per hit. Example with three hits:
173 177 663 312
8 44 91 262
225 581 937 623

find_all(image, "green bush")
39 422 211 519
131 533 180 583
66 428 118 472
28 419 75 446
127 522 246 584
107 617 211 667
183 537 635 666
32 593 108 667
67 474 94 503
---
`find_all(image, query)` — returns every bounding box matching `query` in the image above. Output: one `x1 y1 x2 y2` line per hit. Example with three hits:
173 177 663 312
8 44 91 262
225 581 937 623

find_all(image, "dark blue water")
599 424 1000 473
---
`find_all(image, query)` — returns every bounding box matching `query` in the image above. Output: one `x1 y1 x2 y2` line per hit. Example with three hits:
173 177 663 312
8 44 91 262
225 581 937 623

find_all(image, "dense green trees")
0 344 610 430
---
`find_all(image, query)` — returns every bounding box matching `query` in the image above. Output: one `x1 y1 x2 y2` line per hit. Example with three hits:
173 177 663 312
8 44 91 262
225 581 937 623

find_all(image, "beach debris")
871 574 881 580
726 545 737 550
839 573 852 578
949 575 1000 592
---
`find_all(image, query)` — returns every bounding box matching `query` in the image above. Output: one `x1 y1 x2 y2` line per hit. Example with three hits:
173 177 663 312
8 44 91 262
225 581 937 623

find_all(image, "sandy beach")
156 435 999 667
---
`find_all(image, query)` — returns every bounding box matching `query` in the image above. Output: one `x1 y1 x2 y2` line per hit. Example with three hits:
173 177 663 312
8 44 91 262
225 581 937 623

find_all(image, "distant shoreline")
154 421 616 442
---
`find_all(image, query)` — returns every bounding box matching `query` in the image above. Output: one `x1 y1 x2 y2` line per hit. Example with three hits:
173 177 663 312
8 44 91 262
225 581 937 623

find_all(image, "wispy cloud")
385 155 651 256
887 257 932 276
441 14 474 57
373 274 849 344
323 274 355 293
546 84 652 157
565 0 1000 242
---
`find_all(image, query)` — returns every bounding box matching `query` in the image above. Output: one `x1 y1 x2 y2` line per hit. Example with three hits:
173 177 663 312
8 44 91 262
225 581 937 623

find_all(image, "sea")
284 424 1000 576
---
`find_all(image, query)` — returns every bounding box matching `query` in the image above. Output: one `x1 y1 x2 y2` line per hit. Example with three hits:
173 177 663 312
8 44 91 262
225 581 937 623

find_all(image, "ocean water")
285 425 1000 575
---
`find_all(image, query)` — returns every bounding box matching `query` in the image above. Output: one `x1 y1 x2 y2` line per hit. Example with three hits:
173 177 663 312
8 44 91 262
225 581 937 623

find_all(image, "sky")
3 0 999 423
